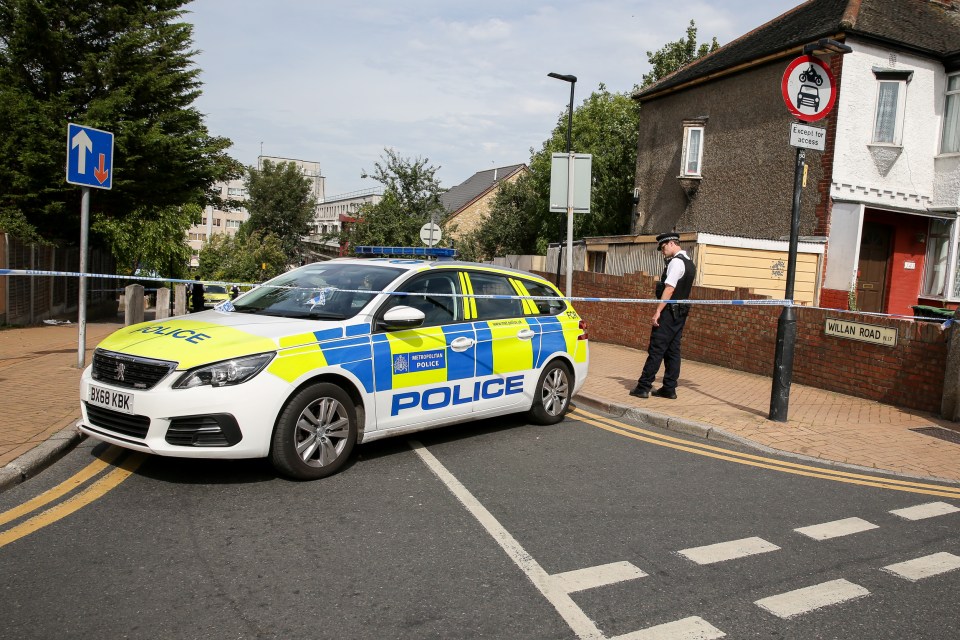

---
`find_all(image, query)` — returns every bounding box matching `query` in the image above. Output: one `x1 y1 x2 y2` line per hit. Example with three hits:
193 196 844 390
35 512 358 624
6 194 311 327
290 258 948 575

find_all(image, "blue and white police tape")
0 268 790 307
7 267 945 322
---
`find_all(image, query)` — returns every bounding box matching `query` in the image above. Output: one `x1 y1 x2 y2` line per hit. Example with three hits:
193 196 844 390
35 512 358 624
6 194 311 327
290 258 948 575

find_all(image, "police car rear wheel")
271 383 357 480
528 360 571 425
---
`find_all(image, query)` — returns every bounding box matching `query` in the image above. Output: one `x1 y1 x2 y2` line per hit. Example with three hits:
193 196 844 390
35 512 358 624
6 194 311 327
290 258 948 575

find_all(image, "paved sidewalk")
1 323 959 491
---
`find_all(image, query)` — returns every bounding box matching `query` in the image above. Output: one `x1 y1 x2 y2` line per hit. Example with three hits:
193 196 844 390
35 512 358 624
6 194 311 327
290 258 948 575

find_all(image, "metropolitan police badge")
393 353 409 374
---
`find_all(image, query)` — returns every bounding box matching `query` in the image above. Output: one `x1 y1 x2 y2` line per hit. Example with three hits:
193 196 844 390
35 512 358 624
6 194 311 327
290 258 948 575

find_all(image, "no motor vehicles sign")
781 56 836 122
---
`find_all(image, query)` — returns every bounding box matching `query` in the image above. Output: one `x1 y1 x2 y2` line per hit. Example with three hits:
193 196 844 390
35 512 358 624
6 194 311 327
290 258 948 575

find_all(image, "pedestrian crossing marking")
754 579 870 619
611 616 726 640
794 517 879 540
889 501 959 520
551 561 648 594
882 552 960 582
678 536 780 565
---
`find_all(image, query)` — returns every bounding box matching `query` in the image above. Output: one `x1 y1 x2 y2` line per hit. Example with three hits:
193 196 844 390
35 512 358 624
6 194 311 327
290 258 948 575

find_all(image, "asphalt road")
1 407 958 640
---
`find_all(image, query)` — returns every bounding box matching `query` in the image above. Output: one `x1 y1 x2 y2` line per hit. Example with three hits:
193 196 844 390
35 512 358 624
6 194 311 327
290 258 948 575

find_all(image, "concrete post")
124 284 144 326
174 283 187 316
941 320 960 421
156 287 170 320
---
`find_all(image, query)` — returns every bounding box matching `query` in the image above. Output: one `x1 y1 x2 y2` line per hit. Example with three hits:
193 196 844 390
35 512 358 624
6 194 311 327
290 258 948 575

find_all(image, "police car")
78 248 590 479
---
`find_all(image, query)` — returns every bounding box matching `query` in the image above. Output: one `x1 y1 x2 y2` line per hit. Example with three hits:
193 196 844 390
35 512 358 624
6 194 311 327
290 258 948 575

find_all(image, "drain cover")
910 427 960 445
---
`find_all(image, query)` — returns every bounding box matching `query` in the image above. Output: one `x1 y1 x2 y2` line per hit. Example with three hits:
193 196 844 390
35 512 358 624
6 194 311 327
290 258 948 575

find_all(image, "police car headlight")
173 352 275 389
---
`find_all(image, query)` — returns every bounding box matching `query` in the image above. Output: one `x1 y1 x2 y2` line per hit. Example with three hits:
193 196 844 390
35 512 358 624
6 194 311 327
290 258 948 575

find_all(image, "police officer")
630 232 696 399
190 275 205 313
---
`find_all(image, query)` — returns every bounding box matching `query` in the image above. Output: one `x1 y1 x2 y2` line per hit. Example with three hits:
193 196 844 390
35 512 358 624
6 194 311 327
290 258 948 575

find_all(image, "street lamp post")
548 72 577 297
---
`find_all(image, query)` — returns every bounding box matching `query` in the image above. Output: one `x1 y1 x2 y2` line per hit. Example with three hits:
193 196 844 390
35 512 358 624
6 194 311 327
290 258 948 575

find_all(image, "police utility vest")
657 253 696 317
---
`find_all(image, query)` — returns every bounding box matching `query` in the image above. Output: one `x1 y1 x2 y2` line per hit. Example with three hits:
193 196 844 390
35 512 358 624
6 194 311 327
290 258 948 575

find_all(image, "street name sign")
66 123 114 190
781 56 836 122
824 318 897 347
790 122 827 151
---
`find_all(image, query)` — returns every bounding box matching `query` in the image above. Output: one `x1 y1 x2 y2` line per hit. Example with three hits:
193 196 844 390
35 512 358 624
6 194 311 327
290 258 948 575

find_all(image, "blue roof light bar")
355 246 457 258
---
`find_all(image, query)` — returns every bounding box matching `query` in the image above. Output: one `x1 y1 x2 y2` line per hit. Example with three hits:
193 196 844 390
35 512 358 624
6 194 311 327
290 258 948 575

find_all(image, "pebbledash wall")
537 270 949 414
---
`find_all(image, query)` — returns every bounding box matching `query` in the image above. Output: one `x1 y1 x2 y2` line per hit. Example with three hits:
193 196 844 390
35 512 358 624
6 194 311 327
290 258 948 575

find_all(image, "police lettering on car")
78 247 589 480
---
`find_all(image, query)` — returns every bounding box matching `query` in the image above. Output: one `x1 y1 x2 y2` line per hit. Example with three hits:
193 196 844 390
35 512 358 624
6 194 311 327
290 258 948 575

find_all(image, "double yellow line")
0 446 145 549
571 407 960 499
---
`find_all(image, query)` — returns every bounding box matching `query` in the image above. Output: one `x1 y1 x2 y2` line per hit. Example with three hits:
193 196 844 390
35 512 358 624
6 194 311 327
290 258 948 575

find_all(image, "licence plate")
88 384 134 415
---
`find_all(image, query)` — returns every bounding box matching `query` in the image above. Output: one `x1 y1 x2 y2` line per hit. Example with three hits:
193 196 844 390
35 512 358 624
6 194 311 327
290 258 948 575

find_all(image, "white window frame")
872 79 907 144
941 72 960 155
680 122 705 177
870 68 913 146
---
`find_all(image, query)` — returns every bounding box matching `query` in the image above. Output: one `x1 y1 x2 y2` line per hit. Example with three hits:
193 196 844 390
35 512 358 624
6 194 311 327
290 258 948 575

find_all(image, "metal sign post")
66 123 114 368
769 43 848 421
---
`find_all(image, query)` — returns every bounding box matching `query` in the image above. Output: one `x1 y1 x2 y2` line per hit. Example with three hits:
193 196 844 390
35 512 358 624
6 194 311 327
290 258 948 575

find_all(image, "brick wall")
538 269 948 413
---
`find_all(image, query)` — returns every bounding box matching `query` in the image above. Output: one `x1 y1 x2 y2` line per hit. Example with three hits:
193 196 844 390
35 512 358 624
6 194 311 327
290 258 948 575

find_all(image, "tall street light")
548 72 577 297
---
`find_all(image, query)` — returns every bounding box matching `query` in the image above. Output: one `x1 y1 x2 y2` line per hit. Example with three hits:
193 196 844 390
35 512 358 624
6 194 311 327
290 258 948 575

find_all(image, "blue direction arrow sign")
66 123 114 190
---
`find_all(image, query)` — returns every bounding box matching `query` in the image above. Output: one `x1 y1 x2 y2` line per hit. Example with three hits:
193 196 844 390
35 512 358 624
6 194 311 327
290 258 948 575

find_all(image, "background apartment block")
186 156 325 268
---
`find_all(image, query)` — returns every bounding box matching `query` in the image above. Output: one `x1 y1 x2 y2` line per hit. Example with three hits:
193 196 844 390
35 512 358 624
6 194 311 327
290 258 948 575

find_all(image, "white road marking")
678 536 780 565
755 579 870 619
409 441 605 639
882 552 960 582
794 517 879 540
889 501 960 521
552 561 648 594
611 616 726 640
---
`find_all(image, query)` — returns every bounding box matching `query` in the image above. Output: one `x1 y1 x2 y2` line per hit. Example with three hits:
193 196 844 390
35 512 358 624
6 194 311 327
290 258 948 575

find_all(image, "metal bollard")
173 283 187 316
124 284 144 326
156 287 171 320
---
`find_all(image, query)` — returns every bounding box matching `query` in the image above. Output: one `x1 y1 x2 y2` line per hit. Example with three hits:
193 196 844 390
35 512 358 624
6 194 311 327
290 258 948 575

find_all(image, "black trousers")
637 307 688 392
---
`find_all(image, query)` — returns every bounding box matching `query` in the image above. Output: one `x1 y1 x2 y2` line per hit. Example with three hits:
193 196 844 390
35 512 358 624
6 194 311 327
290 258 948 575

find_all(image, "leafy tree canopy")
458 85 640 260
241 159 317 266
342 149 447 249
454 174 540 263
92 203 200 279
642 20 719 88
0 0 240 254
197 230 286 283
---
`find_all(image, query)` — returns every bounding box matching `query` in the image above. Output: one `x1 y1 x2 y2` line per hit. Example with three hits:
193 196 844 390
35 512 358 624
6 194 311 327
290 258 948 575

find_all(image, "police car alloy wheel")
527 360 572 425
271 382 358 480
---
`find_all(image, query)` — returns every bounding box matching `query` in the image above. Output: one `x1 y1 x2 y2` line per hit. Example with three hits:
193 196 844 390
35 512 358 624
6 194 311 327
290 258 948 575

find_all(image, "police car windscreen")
231 264 401 319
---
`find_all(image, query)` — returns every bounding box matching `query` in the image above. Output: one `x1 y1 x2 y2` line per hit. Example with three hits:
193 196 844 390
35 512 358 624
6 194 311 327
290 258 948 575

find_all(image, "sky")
186 0 801 198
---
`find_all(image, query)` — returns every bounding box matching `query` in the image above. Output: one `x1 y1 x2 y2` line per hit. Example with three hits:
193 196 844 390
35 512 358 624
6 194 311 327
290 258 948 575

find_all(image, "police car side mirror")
378 305 426 331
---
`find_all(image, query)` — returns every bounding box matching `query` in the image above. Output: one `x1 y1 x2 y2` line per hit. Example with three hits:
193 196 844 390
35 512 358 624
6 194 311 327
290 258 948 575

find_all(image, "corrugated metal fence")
1 232 116 325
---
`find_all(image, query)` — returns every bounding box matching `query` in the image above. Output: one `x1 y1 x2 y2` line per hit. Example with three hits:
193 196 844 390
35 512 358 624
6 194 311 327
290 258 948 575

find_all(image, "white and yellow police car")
79 249 589 479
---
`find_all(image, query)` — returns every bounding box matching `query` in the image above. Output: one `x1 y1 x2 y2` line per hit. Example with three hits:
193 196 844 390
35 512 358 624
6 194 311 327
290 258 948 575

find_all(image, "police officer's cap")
656 232 680 249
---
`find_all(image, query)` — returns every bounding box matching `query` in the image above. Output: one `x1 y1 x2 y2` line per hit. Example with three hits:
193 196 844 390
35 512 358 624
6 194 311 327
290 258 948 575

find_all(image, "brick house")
441 164 527 241
632 0 960 316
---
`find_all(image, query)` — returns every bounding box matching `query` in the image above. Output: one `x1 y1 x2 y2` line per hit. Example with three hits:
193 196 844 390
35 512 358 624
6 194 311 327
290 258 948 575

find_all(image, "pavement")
1 322 959 492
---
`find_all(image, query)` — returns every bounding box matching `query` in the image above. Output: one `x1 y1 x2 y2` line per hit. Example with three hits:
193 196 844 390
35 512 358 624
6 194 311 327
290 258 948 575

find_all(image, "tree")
462 85 640 260
642 20 719 88
92 203 200 279
454 175 540 262
0 1 239 251
197 230 286 283
341 149 446 249
242 159 317 266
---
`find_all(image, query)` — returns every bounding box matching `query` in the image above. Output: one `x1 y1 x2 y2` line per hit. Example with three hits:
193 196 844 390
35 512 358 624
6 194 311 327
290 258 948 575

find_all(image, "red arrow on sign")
94 153 109 184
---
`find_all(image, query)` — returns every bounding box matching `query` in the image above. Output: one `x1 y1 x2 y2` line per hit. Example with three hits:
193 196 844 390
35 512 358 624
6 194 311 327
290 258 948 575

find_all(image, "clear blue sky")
186 0 800 197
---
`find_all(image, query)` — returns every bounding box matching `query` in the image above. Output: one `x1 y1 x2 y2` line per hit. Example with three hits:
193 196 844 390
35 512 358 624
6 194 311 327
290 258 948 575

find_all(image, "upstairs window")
942 73 960 154
871 69 912 145
680 122 705 177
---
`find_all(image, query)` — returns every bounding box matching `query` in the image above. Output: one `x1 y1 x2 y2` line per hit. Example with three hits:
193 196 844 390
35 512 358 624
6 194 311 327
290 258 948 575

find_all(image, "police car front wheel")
271 383 358 480
528 360 572 425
